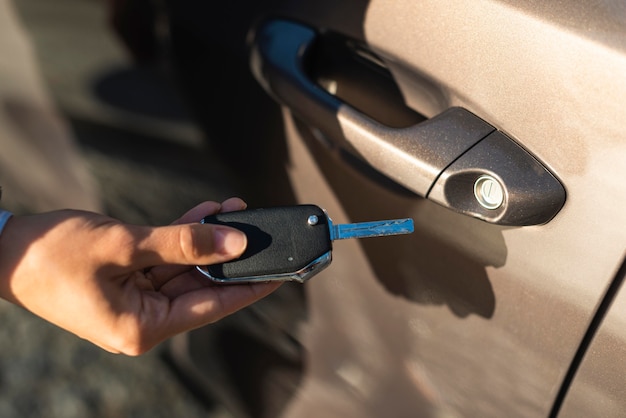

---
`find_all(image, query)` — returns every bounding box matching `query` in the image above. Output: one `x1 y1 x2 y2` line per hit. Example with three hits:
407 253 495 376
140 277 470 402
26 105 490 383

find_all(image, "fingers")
131 222 247 269
165 281 282 332
172 198 247 225
128 198 248 285
136 197 249 268
220 197 247 213
121 281 281 355
172 201 222 225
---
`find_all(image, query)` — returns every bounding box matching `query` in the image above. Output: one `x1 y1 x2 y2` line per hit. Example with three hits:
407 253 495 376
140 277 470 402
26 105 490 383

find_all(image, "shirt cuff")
0 210 13 236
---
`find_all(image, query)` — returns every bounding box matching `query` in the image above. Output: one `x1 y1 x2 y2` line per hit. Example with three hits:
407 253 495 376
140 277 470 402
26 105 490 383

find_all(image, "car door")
166 1 626 416
245 1 626 417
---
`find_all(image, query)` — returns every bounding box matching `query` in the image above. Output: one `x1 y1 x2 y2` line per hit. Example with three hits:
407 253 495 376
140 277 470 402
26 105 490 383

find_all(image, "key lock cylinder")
196 205 414 283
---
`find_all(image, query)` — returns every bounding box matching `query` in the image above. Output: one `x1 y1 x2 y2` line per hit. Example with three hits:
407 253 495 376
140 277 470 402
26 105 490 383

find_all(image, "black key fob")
196 205 333 283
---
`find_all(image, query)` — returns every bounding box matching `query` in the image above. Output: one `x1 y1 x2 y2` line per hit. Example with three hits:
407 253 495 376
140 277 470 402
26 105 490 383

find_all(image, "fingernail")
214 227 247 255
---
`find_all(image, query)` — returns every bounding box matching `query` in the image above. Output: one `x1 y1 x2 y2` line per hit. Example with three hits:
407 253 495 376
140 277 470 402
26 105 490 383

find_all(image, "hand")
0 198 281 355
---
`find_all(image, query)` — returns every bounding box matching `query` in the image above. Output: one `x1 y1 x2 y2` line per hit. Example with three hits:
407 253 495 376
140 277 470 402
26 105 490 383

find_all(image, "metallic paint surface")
559 260 626 416
360 0 626 414
269 0 626 416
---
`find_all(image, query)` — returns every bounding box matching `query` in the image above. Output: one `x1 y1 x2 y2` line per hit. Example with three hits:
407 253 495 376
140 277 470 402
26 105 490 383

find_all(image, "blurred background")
0 0 260 416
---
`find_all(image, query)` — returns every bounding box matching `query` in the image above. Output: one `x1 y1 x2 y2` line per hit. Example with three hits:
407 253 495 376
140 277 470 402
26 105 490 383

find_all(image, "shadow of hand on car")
298 116 506 320
362 200 507 319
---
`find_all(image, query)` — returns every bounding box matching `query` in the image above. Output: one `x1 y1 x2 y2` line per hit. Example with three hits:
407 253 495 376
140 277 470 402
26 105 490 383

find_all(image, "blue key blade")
330 218 414 241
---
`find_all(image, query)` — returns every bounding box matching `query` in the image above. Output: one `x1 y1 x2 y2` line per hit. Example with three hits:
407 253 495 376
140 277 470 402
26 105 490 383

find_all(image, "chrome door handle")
250 19 566 226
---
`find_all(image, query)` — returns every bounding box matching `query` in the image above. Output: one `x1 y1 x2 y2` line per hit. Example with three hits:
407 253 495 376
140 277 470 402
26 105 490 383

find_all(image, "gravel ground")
0 0 244 416
0 299 212 418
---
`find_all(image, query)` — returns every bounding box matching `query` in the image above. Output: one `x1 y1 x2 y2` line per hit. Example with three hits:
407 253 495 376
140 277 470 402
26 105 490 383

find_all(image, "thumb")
132 223 247 268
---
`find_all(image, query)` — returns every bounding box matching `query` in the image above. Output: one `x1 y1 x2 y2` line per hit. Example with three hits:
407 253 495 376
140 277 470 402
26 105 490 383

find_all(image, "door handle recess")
250 19 566 226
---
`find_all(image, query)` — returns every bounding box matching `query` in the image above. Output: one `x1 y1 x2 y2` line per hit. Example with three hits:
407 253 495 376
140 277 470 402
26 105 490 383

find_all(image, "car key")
196 204 414 283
